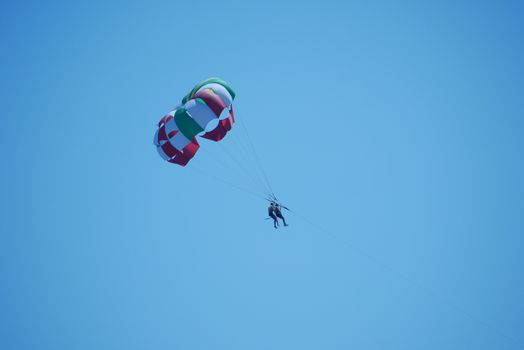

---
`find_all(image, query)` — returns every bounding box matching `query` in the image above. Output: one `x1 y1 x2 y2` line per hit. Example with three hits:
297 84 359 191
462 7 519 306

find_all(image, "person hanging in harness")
268 202 279 228
275 203 288 226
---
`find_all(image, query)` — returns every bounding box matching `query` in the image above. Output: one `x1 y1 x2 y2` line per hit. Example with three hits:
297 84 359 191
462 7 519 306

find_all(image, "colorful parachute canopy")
153 78 235 166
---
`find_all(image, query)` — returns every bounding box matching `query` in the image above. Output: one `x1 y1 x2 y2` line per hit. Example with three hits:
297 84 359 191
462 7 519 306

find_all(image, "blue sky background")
1 0 524 349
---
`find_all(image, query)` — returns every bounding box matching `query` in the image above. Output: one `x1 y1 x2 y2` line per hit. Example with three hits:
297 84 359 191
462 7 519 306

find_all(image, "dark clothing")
268 205 278 228
275 207 288 226
269 213 278 228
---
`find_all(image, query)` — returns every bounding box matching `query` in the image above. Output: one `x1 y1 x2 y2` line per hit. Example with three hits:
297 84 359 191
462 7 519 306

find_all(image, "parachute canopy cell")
153 78 236 166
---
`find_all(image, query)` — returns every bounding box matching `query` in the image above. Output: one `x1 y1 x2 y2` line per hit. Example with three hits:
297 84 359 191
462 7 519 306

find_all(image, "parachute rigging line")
237 116 277 200
186 163 267 202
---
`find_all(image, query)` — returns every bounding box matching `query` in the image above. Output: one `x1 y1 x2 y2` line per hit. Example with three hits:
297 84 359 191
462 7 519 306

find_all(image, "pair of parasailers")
268 202 288 229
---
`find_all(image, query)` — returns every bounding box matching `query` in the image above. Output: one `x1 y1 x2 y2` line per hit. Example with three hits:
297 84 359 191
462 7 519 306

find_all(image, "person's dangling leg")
277 213 288 226
270 213 278 228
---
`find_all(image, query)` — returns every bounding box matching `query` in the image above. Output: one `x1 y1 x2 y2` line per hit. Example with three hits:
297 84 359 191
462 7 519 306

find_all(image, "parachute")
153 78 236 166
153 77 287 212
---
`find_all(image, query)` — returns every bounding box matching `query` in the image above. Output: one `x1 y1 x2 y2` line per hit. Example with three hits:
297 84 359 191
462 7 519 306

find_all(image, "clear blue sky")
1 0 523 349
